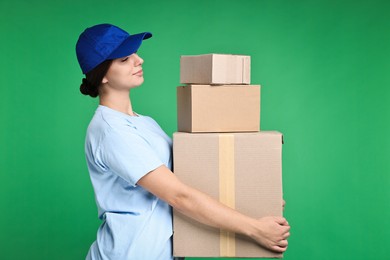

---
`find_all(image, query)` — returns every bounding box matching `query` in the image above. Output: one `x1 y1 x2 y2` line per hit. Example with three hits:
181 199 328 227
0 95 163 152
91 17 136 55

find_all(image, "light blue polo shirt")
84 105 173 260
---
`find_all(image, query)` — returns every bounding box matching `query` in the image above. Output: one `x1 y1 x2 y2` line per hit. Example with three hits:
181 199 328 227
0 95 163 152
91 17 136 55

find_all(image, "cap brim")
107 32 152 59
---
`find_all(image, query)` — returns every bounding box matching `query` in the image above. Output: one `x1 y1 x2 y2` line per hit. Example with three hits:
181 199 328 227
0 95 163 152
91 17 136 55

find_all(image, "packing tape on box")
219 134 236 257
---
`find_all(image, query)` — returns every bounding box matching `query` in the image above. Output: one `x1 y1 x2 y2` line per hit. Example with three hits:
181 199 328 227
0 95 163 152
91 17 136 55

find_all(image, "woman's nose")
133 53 144 66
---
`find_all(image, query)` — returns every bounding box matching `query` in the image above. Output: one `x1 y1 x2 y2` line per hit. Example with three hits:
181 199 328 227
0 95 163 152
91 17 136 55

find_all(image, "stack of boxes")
173 54 284 258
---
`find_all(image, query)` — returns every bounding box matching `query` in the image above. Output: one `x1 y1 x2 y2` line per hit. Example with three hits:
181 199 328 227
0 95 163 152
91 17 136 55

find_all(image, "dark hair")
80 59 113 98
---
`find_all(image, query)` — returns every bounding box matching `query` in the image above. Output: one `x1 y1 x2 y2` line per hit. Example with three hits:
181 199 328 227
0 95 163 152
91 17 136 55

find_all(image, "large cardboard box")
173 131 283 258
177 84 260 133
180 54 251 84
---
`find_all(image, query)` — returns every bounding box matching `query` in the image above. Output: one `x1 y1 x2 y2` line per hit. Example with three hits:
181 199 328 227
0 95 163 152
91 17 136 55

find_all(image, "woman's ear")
102 76 108 84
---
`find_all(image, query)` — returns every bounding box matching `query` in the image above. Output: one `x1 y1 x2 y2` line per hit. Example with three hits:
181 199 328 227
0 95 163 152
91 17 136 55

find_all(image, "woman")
76 23 290 260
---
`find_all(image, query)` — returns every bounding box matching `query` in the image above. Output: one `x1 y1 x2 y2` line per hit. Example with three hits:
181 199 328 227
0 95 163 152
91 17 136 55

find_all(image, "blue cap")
76 24 152 74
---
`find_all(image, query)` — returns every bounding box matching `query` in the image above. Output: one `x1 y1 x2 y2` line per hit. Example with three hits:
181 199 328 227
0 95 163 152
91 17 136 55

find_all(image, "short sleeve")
96 128 164 186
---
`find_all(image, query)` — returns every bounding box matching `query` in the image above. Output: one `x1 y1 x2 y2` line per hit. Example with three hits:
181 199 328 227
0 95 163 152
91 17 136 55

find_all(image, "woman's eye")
121 57 129 62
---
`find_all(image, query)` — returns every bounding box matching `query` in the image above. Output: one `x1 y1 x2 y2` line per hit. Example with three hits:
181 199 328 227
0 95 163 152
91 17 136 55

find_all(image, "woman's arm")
137 165 290 253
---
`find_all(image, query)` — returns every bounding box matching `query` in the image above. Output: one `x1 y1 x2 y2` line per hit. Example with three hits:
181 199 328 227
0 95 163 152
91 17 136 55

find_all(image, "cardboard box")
180 54 251 84
177 84 260 133
173 131 283 258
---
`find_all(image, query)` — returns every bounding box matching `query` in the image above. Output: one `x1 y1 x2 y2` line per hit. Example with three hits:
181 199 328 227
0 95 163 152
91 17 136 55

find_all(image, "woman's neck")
99 90 136 116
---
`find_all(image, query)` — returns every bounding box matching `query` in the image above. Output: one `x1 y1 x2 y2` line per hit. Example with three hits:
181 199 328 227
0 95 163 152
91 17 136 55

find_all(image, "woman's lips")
133 69 143 75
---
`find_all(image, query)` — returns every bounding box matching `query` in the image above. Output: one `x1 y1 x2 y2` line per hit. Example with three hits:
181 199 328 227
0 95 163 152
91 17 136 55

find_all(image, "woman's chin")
128 77 144 88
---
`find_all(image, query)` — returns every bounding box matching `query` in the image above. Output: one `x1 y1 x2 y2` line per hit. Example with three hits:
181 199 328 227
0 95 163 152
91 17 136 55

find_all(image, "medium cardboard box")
177 84 260 133
180 54 251 84
173 131 283 258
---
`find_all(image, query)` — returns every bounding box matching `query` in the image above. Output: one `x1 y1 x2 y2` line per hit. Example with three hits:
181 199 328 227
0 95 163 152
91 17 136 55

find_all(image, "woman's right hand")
250 216 290 253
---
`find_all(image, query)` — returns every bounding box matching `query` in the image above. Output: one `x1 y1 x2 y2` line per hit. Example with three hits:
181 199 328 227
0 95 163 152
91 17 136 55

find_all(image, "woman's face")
102 53 144 90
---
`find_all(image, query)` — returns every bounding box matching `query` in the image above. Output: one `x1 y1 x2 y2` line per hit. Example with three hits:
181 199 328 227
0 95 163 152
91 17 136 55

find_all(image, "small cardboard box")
177 84 260 133
173 131 283 258
180 54 251 84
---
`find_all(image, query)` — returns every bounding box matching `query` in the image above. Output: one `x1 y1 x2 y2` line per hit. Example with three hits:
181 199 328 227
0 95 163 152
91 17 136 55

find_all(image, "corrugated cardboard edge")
243 56 251 84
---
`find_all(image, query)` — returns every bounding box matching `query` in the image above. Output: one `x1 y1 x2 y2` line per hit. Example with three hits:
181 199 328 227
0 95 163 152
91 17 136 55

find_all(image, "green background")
1 0 389 259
